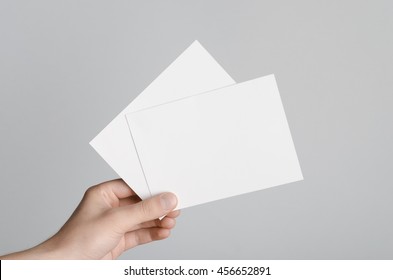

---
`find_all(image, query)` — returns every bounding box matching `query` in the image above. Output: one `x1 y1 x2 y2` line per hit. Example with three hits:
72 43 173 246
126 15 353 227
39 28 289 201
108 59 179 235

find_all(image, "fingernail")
160 193 177 211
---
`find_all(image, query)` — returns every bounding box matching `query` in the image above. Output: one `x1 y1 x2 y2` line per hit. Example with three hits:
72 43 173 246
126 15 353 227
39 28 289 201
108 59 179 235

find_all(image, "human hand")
1 179 179 259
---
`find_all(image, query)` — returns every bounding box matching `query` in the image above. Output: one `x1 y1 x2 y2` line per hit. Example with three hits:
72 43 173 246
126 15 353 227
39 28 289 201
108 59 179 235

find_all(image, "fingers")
84 179 136 208
113 193 178 232
124 228 171 250
83 179 143 212
119 196 141 207
126 215 177 232
160 216 176 229
118 197 180 230
166 210 181 218
99 179 136 199
119 196 180 220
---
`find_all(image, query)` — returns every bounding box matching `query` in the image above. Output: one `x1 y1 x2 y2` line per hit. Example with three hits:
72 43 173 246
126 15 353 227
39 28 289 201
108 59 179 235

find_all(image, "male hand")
1 179 179 259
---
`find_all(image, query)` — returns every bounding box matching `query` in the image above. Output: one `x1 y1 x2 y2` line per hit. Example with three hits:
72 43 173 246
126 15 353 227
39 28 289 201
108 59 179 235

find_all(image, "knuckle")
84 184 105 200
84 185 98 197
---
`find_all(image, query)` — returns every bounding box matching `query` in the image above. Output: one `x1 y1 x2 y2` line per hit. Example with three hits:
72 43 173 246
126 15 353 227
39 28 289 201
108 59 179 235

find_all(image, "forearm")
1 239 63 260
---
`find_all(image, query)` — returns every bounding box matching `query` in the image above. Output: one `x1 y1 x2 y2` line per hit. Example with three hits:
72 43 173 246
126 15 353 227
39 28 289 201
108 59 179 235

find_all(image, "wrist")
1 237 66 260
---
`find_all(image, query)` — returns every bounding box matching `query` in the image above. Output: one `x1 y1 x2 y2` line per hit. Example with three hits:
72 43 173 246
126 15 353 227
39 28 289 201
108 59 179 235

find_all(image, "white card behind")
90 41 235 199
126 75 303 209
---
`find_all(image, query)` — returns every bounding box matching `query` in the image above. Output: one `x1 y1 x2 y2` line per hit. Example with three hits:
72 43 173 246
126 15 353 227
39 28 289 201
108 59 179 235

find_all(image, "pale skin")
1 179 180 260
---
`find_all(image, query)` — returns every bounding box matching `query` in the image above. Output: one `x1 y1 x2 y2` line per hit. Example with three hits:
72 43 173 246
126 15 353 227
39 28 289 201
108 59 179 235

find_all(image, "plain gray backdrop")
1 0 392 259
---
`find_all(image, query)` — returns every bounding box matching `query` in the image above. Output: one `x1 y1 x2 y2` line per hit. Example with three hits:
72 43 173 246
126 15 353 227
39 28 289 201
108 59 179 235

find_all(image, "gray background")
0 0 392 259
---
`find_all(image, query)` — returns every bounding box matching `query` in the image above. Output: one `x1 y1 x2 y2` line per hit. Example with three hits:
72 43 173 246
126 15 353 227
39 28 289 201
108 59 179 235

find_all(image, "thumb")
114 193 178 231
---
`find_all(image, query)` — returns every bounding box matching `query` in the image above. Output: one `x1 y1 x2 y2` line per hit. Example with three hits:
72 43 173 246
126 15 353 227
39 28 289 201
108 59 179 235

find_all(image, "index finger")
99 179 137 199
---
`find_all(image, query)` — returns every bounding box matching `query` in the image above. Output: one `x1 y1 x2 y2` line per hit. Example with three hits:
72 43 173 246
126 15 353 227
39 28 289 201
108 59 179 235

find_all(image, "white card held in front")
89 41 235 199
126 74 303 209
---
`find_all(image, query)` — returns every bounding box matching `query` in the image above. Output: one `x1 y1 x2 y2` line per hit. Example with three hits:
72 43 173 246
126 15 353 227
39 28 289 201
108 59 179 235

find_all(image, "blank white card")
89 41 235 200
126 74 303 210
